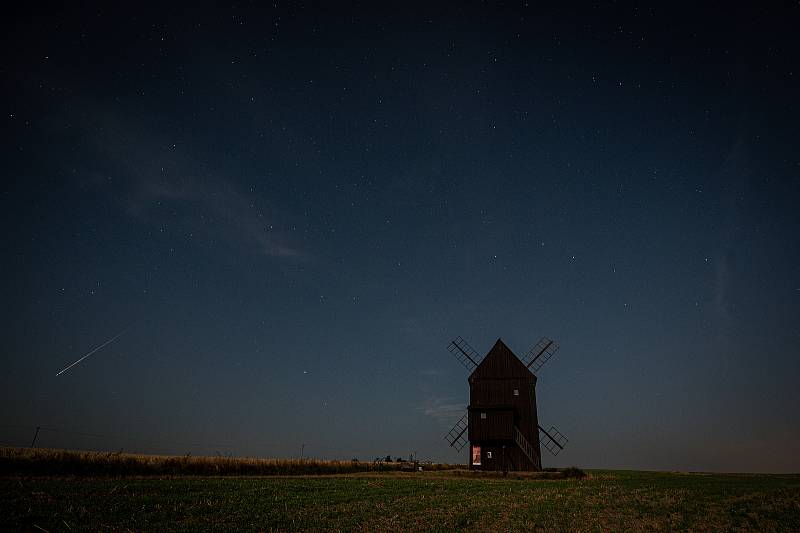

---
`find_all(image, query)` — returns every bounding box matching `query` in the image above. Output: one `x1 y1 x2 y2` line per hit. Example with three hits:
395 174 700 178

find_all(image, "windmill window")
480 412 487 419
487 451 492 459
513 389 519 396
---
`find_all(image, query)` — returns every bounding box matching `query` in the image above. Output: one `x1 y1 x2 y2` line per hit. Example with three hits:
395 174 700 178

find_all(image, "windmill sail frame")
444 412 469 451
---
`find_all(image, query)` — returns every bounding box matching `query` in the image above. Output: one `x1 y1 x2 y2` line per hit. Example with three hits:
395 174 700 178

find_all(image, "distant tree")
385 455 392 462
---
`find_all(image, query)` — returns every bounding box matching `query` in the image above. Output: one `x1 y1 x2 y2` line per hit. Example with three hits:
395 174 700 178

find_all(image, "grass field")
0 472 800 531
3 468 799 531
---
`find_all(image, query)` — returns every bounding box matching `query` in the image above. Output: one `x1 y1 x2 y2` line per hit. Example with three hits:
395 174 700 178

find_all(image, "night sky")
2 4 798 473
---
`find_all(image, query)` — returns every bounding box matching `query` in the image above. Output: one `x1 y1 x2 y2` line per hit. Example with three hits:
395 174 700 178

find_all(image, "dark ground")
2 470 799 531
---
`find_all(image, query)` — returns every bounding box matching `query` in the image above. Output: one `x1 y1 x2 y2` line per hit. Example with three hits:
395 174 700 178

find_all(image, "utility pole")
30 427 40 448
300 443 306 460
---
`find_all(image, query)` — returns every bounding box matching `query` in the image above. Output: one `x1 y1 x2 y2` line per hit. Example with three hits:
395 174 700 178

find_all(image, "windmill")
443 336 568 471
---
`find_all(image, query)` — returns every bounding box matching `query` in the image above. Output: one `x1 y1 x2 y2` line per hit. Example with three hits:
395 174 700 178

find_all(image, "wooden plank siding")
468 407 514 441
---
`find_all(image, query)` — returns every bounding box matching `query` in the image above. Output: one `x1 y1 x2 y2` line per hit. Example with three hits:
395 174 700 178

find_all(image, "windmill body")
444 336 567 471
468 339 541 470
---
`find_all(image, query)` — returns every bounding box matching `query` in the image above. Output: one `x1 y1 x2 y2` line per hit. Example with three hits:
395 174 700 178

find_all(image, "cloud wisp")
418 397 466 423
130 177 302 259
77 106 303 259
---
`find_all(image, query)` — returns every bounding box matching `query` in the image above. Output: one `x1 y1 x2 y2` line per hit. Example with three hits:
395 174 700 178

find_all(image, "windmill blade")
444 412 469 451
447 336 482 373
538 425 568 456
521 337 559 373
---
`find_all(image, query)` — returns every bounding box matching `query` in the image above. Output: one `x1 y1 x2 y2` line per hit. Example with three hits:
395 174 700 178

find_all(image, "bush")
560 466 585 479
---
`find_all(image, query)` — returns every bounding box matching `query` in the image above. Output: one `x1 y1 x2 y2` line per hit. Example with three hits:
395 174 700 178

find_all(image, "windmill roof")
470 338 535 380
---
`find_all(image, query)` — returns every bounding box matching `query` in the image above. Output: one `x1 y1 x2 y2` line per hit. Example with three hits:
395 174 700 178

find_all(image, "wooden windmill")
444 336 568 471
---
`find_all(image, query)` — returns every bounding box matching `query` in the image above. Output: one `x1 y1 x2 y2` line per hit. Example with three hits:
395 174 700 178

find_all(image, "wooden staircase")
514 426 542 470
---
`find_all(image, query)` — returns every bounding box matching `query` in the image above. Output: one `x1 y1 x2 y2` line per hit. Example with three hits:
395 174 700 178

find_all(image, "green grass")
2 469 799 531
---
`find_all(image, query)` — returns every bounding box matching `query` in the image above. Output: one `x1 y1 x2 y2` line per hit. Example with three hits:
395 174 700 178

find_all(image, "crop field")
1 449 799 531
0 447 458 477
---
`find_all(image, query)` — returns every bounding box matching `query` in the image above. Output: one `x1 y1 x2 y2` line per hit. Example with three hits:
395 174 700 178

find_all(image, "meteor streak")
55 329 128 376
